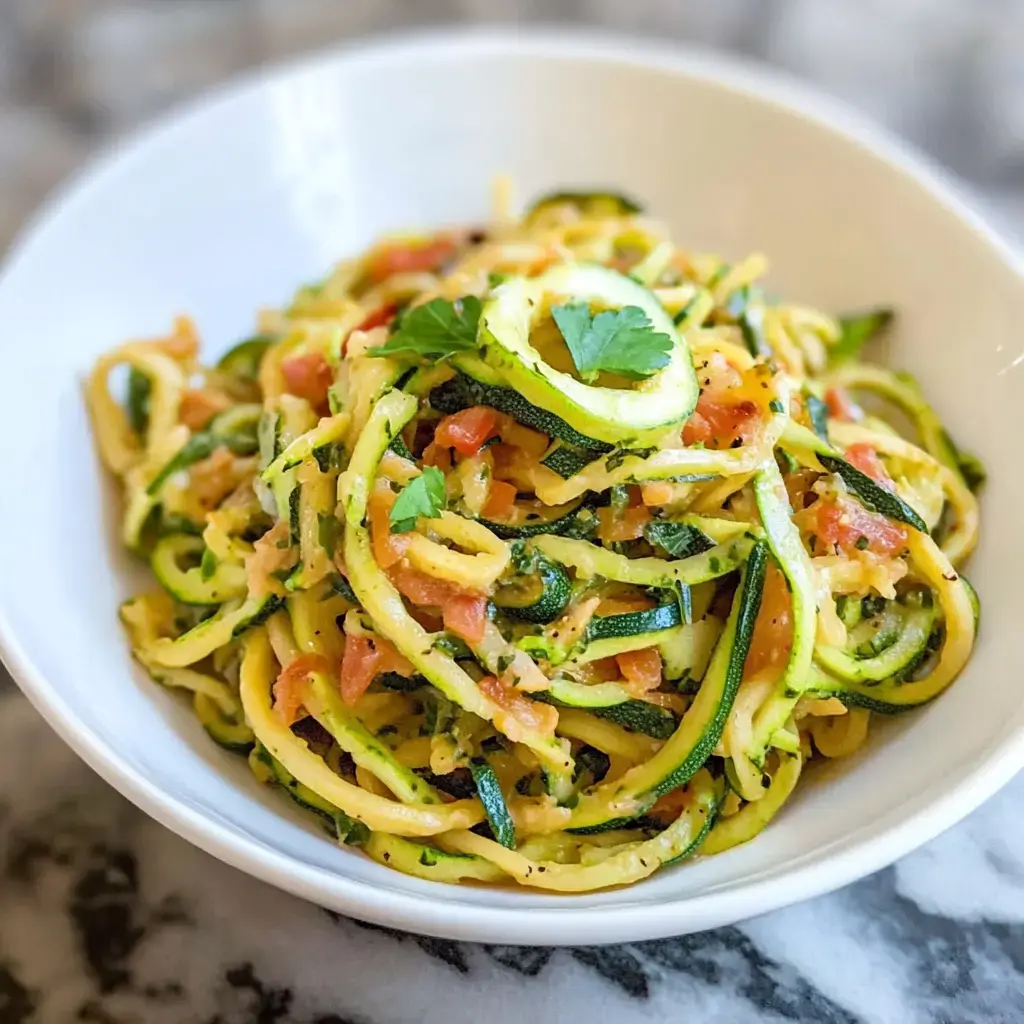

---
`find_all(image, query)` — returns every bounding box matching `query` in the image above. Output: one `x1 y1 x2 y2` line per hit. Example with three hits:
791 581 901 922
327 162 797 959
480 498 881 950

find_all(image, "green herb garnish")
552 302 673 382
369 296 481 359
389 467 446 533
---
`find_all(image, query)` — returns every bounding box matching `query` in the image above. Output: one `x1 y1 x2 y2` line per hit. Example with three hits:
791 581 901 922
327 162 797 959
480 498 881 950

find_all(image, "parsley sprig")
389 467 447 533
369 296 481 360
551 302 673 382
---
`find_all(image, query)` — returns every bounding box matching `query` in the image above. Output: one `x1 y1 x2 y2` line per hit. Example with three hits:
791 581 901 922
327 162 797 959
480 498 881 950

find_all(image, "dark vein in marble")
0 961 36 1024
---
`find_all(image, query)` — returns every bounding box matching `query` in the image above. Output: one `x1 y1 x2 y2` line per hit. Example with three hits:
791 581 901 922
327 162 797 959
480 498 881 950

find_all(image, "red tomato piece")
369 483 411 569
825 386 857 422
596 504 652 543
442 594 489 644
477 675 558 737
482 479 517 519
388 564 457 606
682 395 760 449
434 406 500 457
274 653 331 725
367 237 458 283
844 442 895 489
281 351 333 412
339 635 382 706
356 303 399 333
744 563 793 678
616 648 663 693
815 497 908 557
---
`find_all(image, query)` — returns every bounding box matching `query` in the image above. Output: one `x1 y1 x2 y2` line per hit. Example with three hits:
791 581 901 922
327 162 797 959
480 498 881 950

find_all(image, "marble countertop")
2 2 1024 1022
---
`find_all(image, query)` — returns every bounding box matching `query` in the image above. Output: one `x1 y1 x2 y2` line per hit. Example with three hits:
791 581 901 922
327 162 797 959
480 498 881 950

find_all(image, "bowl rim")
1 24 1022 946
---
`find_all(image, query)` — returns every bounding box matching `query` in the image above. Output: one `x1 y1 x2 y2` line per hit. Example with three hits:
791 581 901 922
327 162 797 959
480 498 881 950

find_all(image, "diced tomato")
281 351 333 413
641 482 676 506
682 395 760 449
744 563 793 678
844 442 895 489
596 504 652 543
356 303 399 333
434 406 500 457
478 675 558 736
825 386 857 422
367 237 458 284
443 594 489 644
179 387 232 430
388 564 457 606
274 653 331 725
369 482 411 569
815 497 908 557
482 479 517 519
616 648 663 693
339 635 380 706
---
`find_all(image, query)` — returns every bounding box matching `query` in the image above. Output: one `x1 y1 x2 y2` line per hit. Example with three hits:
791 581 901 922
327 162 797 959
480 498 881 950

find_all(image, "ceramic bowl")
1 28 1021 944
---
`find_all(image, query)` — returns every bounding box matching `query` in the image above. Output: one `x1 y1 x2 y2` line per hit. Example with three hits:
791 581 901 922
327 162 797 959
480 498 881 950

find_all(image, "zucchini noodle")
87 187 983 892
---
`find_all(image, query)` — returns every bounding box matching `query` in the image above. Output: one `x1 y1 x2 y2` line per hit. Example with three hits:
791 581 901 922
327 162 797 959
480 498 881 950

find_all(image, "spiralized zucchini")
87 186 982 893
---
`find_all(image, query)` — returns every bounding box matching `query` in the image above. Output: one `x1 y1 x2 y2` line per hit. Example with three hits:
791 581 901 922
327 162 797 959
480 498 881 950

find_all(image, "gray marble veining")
1 2 1023 1022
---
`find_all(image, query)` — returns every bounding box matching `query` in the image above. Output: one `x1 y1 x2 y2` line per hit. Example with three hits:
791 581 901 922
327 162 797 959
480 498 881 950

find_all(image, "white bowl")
0 28 1021 945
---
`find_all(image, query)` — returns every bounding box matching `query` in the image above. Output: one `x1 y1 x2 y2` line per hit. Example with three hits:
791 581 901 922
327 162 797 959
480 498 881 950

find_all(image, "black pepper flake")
383 852 390 861
703 378 711 386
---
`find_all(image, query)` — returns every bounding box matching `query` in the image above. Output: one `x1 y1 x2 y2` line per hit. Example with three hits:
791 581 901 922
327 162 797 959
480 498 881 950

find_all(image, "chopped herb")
487 272 507 289
605 446 656 471
854 535 870 550
609 484 631 511
642 521 716 559
368 296 482 359
317 512 342 558
552 302 673 381
768 398 785 414
389 466 446 533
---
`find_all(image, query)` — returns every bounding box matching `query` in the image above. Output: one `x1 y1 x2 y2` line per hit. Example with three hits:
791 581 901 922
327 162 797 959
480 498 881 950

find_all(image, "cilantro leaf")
389 466 446 533
551 302 673 381
369 296 481 360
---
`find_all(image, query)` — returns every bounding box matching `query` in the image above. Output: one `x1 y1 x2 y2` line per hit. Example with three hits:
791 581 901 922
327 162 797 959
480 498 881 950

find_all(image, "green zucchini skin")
815 601 936 683
591 700 677 740
150 534 247 606
493 554 572 624
541 445 603 478
478 499 596 541
194 692 254 753
565 540 768 834
525 190 644 220
250 743 368 844
586 603 683 642
817 453 927 532
216 334 275 380
475 264 699 446
470 758 516 848
429 373 612 453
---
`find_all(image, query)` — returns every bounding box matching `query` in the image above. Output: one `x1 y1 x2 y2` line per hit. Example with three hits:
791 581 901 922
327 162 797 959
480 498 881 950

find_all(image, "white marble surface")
1 2 1024 1022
